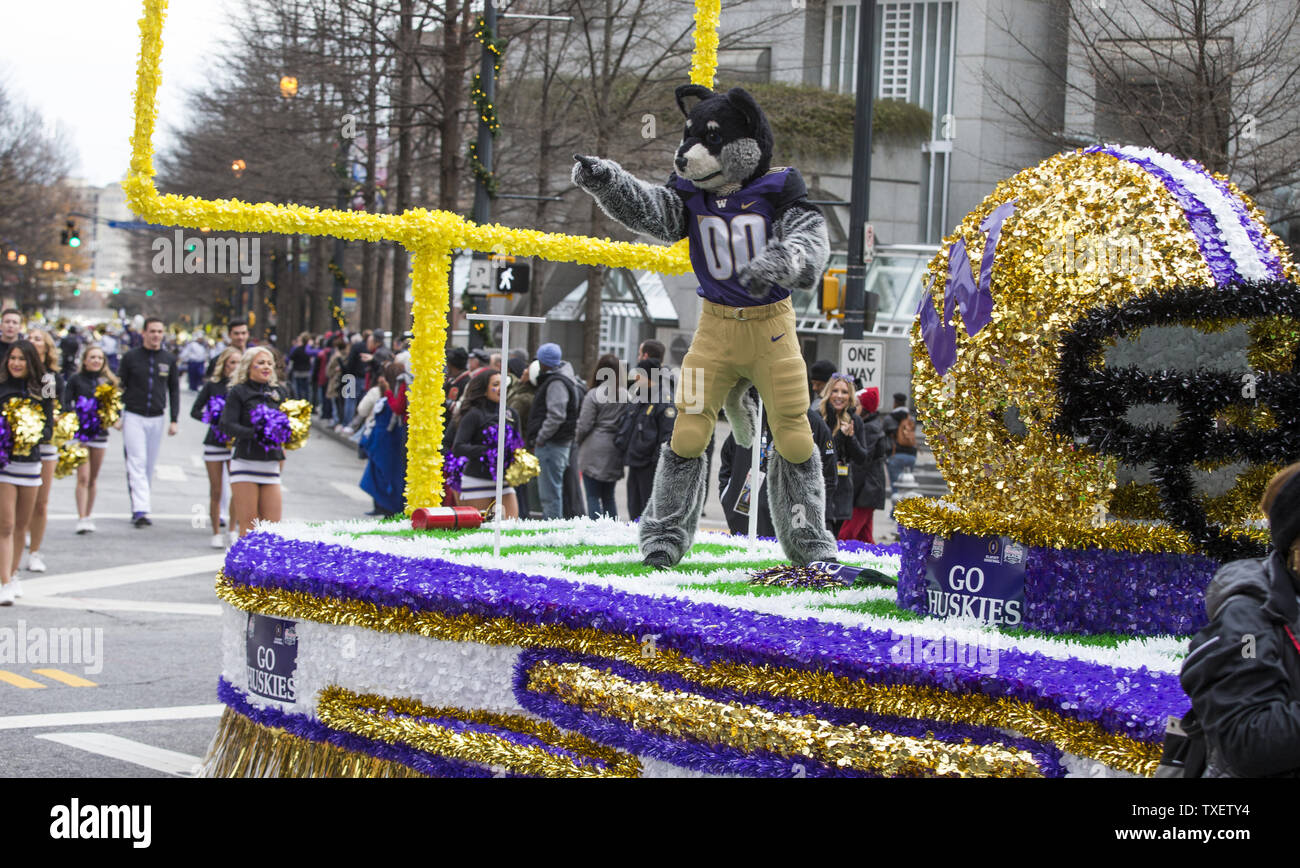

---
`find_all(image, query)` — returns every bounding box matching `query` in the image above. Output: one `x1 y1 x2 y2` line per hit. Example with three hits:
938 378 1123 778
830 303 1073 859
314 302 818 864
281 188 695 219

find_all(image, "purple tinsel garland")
896 525 1217 637
224 533 1189 743
512 648 1065 777
73 395 103 443
1087 145 1238 284
250 402 291 449
216 677 496 777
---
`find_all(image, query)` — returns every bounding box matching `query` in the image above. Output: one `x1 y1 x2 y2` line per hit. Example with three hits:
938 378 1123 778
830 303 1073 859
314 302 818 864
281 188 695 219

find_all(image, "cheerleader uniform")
191 378 233 462
451 402 520 500
0 383 53 487
220 380 286 485
62 372 112 450
39 372 65 465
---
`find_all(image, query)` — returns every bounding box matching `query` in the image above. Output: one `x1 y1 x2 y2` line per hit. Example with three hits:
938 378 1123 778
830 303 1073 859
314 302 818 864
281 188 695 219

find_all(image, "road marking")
22 554 225 597
156 464 187 482
15 596 222 617
31 669 98 687
0 671 46 689
0 703 225 731
330 481 371 503
36 732 202 776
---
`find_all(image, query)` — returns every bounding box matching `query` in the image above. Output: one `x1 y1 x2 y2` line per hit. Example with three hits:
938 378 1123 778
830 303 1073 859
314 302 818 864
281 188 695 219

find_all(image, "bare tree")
990 0 1300 232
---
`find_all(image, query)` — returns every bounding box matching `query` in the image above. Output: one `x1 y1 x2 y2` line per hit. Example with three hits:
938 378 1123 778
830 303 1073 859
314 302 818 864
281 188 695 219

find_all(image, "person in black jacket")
838 387 889 542
451 368 521 518
619 359 677 521
1179 463 1300 777
192 346 243 548
118 317 180 527
0 340 53 605
718 391 835 537
818 373 866 535
219 346 288 538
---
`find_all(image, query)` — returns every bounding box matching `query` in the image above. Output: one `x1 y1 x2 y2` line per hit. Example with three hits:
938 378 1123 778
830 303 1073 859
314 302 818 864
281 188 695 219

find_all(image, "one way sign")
838 339 884 391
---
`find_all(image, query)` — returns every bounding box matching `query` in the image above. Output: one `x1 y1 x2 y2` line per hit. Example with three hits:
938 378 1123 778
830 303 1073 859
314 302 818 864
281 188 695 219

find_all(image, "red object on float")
410 507 483 530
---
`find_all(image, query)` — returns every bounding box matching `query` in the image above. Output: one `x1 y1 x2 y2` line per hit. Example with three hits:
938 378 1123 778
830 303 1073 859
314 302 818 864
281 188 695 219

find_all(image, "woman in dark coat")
818 373 866 535
576 354 624 519
839 387 889 542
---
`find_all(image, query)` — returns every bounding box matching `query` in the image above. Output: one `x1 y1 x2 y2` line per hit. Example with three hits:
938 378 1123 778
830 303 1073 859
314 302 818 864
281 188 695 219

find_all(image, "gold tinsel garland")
202 707 429 778
689 0 721 88
279 399 312 451
894 496 1268 556
526 661 1043 777
214 573 1160 775
316 685 641 778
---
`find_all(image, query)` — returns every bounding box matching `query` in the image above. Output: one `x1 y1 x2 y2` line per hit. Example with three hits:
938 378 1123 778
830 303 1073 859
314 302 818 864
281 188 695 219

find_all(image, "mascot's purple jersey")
671 167 808 307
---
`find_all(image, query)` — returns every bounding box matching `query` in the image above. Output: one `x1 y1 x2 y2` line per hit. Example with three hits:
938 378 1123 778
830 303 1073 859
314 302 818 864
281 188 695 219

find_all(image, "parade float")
121 0 1298 777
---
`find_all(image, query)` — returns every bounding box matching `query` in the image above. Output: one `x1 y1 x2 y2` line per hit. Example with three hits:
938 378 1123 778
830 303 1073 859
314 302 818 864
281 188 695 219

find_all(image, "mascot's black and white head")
673 85 773 194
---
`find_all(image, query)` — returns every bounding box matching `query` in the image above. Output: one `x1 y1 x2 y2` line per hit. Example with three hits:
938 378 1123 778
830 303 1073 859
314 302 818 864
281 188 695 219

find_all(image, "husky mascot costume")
573 84 839 568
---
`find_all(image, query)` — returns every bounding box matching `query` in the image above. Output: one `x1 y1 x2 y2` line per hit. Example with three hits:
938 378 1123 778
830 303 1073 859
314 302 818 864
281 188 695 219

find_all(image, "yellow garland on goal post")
124 0 718 512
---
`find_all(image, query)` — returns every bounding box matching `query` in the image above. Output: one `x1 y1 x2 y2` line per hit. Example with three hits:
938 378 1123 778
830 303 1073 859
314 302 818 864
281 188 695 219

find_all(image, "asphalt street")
0 395 371 777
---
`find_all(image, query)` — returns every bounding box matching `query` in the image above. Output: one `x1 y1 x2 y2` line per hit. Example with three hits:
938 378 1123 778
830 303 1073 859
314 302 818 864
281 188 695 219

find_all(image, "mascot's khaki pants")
671 297 814 464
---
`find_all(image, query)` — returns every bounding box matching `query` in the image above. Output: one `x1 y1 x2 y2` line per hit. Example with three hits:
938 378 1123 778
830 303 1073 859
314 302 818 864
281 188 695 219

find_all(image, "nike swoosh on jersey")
771 333 785 342
741 201 757 209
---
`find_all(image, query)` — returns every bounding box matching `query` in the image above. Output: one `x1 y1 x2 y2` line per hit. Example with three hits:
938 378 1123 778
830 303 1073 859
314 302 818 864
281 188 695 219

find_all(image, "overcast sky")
1 0 235 188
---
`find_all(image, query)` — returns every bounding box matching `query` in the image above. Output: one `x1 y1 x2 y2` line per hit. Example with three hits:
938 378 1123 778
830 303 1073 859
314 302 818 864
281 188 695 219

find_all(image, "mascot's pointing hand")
572 154 612 191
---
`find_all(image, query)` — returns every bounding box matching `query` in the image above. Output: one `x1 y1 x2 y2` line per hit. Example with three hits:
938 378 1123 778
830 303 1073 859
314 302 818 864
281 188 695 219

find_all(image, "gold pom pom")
5 398 45 458
504 448 540 488
53 411 80 444
279 399 313 451
94 383 123 428
55 442 88 479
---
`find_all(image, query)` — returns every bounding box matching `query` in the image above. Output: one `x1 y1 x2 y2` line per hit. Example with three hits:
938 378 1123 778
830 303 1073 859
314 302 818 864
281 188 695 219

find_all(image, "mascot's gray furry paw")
722 379 758 448
638 444 707 567
572 154 615 192
766 452 839 565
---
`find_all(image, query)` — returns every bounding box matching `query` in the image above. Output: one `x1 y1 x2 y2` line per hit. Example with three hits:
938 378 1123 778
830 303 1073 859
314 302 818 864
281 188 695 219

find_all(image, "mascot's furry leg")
639 443 707 567
766 453 838 565
726 377 837 565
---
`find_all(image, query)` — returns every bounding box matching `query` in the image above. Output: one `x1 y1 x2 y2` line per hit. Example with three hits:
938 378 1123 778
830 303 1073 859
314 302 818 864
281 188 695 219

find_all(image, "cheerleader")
63 345 116 533
218 346 286 538
0 341 53 605
23 327 62 573
191 346 242 547
451 368 521 518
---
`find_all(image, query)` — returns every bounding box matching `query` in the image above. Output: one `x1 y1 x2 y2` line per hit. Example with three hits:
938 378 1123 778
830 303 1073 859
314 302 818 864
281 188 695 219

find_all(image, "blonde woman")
218 346 287 537
191 347 242 547
22 327 61 573
63 346 117 532
818 373 867 536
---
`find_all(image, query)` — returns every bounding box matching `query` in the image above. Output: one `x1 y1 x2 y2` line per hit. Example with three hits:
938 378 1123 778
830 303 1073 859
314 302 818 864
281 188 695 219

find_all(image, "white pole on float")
748 396 763 541
466 313 547 559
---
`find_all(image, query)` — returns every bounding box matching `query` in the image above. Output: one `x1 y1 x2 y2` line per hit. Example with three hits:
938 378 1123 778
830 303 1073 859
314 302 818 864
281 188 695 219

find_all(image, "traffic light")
72 288 81 296
820 268 846 319
61 220 81 248
145 289 155 297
